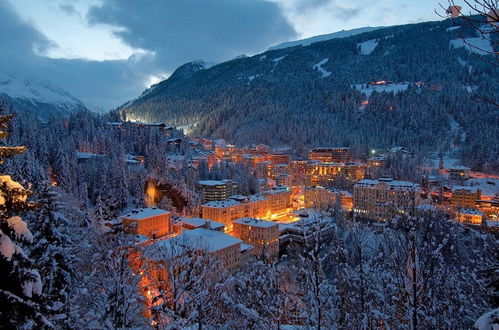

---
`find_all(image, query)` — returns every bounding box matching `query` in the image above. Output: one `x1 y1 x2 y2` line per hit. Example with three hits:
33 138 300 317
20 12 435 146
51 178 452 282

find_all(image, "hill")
118 19 499 171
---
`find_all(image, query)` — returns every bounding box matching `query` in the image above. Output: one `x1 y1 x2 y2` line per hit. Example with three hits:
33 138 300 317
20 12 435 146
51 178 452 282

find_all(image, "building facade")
198 179 238 203
120 208 171 238
353 178 420 221
232 218 279 262
309 147 350 163
451 186 481 209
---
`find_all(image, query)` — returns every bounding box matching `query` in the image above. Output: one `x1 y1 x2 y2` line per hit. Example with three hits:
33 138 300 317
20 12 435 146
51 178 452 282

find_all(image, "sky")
0 0 444 111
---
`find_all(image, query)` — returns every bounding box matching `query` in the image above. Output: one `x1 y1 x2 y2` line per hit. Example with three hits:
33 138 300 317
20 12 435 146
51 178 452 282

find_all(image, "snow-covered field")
450 38 494 56
357 39 378 55
312 58 331 78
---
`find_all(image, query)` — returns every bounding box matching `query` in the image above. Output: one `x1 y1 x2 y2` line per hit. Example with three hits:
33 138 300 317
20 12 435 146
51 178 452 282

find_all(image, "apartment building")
120 207 171 238
457 208 483 225
451 186 481 208
353 178 420 221
309 147 350 163
201 195 269 227
197 179 238 203
233 218 279 262
261 186 292 215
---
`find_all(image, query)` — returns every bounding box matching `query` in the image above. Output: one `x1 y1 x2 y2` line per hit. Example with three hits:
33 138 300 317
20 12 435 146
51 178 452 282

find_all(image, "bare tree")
437 0 499 106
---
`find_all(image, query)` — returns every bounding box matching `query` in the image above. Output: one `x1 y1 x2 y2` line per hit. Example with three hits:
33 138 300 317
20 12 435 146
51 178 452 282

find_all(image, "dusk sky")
1 0 448 110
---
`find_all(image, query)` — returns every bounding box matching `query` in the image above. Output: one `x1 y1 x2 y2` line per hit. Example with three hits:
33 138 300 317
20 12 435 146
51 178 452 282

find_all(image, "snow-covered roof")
178 228 242 252
240 243 254 252
198 180 226 186
176 217 225 230
458 208 483 216
354 179 419 190
203 199 241 208
120 207 170 220
233 217 278 228
452 186 480 193
447 165 471 171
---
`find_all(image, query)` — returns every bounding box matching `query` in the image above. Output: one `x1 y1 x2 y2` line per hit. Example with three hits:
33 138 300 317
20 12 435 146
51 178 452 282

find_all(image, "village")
74 121 499 321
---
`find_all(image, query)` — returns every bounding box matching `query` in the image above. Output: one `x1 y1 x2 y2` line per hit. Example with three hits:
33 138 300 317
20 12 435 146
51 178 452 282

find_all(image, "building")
173 217 225 232
367 156 386 167
344 162 366 181
261 186 292 216
201 195 269 227
305 161 343 185
309 147 350 163
270 163 291 179
448 166 471 181
304 186 353 211
353 178 420 221
451 186 481 208
270 153 289 165
275 174 292 187
233 218 279 262
457 208 483 225
197 179 238 203
120 207 171 238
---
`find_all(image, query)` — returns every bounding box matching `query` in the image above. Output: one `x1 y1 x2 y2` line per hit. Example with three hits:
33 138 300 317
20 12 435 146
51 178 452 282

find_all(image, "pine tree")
28 182 77 327
0 110 50 328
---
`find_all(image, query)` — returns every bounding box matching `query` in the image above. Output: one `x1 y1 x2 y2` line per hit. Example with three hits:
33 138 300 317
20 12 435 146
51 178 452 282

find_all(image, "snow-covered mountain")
268 26 384 51
0 71 88 118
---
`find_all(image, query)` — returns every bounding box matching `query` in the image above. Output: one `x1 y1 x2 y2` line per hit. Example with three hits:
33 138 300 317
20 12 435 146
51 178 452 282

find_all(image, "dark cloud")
87 0 297 68
0 1 153 110
0 0 296 110
59 4 77 16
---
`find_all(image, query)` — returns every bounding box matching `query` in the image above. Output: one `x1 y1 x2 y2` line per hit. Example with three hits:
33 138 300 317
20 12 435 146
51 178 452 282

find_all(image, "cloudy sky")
1 0 444 110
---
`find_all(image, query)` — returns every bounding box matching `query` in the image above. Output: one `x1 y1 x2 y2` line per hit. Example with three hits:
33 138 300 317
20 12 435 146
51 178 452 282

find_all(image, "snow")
354 178 420 190
154 228 242 254
22 269 42 298
0 71 86 112
7 216 33 243
446 26 461 32
121 207 170 220
312 58 332 78
358 39 379 55
272 55 287 63
450 38 494 56
354 82 409 98
233 218 278 228
176 217 225 230
468 178 499 197
198 180 226 186
474 308 499 330
0 175 28 203
0 230 16 261
268 26 383 51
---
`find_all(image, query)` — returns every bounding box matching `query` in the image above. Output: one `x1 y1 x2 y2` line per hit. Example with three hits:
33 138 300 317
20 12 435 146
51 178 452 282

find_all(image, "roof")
233 217 278 228
198 180 226 186
176 217 225 230
120 207 170 220
354 179 419 190
179 228 242 252
452 186 480 193
448 166 471 171
203 199 241 208
458 208 483 215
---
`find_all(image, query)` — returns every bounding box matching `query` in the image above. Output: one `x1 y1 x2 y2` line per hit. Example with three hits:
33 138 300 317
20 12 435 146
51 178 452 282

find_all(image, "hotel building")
232 218 279 262
120 207 171 239
353 178 420 221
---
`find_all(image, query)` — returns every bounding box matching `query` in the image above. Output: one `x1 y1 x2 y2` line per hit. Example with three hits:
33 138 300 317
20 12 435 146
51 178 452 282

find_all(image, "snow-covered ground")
312 58 331 78
357 39 378 55
450 37 494 56
353 82 409 98
446 26 460 32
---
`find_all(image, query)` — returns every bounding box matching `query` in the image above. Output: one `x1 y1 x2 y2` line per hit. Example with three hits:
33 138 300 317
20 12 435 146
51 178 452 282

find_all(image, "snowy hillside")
268 26 383 51
0 71 88 117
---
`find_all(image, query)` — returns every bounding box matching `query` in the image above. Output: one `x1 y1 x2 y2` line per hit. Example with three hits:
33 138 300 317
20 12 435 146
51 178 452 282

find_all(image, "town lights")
371 149 376 154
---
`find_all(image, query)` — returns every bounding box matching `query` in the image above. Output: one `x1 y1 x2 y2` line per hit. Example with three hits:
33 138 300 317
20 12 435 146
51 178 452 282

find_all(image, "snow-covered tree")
0 110 50 328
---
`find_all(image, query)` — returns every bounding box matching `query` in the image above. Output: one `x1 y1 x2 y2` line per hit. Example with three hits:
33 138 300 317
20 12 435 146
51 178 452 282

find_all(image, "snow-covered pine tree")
0 109 50 328
27 182 77 327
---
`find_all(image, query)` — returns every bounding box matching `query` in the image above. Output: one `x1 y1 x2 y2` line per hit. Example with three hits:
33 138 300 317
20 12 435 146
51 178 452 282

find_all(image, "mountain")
268 26 384 51
118 19 499 171
0 71 88 119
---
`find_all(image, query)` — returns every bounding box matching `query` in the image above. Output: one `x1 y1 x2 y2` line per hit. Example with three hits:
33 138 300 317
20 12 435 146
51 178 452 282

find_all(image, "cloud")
87 0 297 68
1 0 296 110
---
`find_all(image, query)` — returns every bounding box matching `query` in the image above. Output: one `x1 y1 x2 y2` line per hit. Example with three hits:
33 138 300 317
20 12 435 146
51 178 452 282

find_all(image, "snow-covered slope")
0 71 88 118
268 26 384 51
